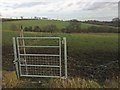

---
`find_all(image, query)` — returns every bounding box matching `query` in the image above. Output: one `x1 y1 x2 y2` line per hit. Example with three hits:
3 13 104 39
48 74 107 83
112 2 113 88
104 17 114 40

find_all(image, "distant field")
2 19 103 30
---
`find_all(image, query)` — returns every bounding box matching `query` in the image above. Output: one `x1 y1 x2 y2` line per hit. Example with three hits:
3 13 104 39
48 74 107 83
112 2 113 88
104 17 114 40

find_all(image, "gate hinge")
13 59 18 64
62 40 64 44
62 37 66 44
62 39 65 44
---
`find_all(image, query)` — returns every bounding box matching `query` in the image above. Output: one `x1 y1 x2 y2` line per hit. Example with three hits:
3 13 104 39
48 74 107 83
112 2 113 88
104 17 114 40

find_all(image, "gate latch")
13 59 18 64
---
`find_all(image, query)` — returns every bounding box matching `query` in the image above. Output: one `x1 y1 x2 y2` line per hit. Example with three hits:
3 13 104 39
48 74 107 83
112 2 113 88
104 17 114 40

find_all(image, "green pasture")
3 30 118 53
2 20 102 30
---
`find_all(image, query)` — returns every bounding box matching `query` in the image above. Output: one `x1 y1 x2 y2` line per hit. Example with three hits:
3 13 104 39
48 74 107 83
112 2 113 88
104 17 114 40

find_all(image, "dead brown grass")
2 71 119 88
2 71 44 88
103 76 119 88
48 77 101 88
2 71 18 88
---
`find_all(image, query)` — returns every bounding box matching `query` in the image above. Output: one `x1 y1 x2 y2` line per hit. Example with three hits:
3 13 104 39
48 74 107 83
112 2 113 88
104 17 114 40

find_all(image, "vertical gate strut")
13 37 20 79
63 37 67 79
59 38 62 77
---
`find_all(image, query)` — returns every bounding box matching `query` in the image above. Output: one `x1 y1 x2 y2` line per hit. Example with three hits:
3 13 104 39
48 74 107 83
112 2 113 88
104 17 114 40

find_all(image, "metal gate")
13 37 67 79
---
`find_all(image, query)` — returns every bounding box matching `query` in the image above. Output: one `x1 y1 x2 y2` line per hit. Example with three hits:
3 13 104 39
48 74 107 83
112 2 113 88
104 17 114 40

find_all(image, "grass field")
3 30 118 52
2 19 103 30
2 20 119 88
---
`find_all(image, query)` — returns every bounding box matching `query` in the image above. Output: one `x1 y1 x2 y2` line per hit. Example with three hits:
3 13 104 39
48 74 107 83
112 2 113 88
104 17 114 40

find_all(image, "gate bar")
20 54 60 57
19 46 59 48
21 75 60 78
17 37 60 39
20 64 60 68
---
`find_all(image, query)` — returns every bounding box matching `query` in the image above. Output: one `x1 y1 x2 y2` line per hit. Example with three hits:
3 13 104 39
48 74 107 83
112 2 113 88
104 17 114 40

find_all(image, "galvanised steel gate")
13 37 67 79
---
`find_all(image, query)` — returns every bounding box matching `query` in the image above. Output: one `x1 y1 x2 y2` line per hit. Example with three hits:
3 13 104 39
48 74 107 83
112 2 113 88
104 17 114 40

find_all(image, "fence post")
20 26 28 75
63 37 67 79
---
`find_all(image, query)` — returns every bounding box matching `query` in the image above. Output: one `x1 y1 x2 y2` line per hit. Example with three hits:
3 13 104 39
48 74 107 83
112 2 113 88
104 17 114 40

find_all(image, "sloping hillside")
2 19 102 30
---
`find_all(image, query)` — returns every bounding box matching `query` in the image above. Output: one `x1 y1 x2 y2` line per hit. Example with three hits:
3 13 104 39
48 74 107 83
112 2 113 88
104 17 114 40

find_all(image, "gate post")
13 37 20 79
63 37 67 79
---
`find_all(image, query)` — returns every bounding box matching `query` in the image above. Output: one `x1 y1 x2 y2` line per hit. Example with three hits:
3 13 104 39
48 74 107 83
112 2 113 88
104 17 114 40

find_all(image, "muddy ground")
2 45 119 81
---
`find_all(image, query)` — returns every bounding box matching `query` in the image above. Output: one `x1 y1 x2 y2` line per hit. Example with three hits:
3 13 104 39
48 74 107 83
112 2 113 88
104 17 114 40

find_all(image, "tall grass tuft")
103 76 119 88
48 77 101 88
2 71 18 88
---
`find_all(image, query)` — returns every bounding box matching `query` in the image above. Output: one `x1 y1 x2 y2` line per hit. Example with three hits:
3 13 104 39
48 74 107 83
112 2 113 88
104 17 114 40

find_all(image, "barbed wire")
67 56 119 80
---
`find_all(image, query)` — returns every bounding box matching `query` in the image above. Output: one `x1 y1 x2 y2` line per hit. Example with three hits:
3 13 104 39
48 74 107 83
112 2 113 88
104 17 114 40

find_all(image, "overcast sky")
0 0 119 21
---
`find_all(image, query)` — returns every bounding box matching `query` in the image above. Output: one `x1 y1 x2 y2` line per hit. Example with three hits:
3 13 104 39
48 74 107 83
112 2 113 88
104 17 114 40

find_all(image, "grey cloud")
15 2 49 8
76 1 82 5
67 3 73 7
48 2 74 12
48 7 64 12
75 1 118 11
1 2 49 9
57 4 72 11
83 2 118 11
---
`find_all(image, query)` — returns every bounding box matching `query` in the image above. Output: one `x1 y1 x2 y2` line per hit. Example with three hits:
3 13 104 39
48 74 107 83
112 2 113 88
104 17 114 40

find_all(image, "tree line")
24 24 59 33
10 19 118 33
23 20 118 33
83 17 120 27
